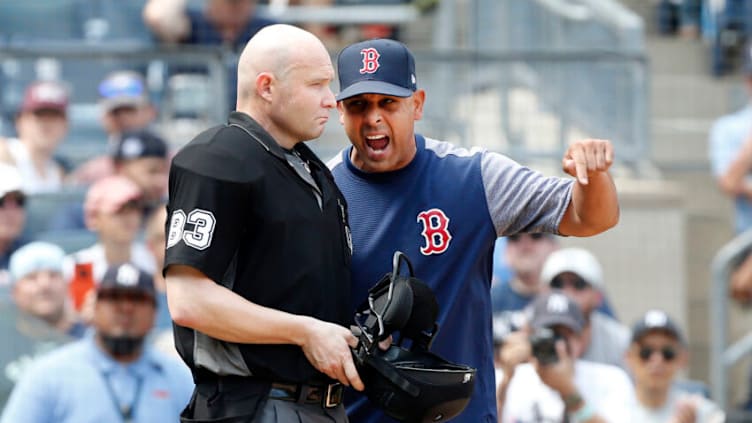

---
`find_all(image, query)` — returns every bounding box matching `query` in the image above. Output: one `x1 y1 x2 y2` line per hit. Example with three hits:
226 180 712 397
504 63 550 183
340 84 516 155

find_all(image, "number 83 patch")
167 209 217 250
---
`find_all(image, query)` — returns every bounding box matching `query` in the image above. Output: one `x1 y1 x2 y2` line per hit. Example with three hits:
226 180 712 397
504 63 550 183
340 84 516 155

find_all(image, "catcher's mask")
351 251 476 423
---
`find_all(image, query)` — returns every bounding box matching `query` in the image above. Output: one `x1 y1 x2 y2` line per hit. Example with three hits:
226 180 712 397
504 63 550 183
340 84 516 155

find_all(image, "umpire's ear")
412 89 426 121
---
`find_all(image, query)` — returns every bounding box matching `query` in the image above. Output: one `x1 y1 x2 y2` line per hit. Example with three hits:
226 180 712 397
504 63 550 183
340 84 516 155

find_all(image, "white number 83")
167 209 216 250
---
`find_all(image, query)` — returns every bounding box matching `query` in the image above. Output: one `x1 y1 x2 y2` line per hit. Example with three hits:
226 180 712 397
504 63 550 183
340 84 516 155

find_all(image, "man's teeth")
366 135 388 151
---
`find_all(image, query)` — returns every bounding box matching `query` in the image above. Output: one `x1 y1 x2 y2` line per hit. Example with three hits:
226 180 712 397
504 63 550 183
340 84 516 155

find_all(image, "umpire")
164 25 363 423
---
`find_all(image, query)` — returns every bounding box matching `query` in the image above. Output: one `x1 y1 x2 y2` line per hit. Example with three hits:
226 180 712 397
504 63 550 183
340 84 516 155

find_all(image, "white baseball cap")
0 163 23 198
540 247 604 288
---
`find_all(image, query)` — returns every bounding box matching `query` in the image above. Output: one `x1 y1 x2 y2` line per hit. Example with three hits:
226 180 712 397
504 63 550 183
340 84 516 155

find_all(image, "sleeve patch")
167 209 217 251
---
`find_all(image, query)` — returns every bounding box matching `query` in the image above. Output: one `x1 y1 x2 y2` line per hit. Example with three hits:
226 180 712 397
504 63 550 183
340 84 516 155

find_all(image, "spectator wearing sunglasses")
541 247 630 369
498 291 634 422
0 164 29 290
626 310 725 423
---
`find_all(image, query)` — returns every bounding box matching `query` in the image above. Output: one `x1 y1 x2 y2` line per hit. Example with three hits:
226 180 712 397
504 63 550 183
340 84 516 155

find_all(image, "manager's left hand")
562 139 614 185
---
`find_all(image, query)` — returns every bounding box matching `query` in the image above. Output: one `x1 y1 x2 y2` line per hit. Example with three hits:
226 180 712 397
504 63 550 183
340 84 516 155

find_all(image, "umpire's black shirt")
164 111 353 384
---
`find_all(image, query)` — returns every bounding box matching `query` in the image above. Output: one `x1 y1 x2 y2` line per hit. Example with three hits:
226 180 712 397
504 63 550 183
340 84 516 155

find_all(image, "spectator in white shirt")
626 310 725 423
0 81 70 194
497 291 634 423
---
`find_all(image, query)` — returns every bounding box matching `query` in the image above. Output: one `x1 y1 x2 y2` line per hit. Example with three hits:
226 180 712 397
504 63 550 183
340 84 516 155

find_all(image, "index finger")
570 144 588 185
604 140 614 165
343 354 364 391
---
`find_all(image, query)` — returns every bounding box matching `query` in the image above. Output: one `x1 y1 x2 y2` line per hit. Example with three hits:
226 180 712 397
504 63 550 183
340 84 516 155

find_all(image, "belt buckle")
323 383 343 408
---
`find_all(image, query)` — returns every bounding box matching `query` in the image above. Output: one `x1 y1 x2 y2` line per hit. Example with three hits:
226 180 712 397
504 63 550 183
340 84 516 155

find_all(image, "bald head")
237 24 328 107
234 24 335 149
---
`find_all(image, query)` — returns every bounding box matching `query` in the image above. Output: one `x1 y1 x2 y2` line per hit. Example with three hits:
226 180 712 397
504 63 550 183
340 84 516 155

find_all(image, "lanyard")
100 368 144 423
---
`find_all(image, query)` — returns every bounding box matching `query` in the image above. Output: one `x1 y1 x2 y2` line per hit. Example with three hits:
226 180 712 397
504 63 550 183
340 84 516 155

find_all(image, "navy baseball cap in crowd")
336 38 417 101
631 309 685 345
110 129 168 162
529 291 586 333
98 263 155 297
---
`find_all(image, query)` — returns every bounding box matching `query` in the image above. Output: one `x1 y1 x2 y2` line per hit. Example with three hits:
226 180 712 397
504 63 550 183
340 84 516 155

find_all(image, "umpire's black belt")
269 382 344 409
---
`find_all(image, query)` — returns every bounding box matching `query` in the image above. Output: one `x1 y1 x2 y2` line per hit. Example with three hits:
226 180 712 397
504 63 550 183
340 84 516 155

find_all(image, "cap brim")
101 96 146 112
336 80 414 101
22 104 67 114
631 327 685 345
532 315 583 333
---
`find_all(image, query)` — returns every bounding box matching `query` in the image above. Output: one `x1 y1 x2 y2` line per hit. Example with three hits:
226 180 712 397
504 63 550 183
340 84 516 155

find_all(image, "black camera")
529 327 560 365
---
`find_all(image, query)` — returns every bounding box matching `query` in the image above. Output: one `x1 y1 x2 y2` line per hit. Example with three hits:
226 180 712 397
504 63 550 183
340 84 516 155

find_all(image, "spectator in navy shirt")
143 0 277 109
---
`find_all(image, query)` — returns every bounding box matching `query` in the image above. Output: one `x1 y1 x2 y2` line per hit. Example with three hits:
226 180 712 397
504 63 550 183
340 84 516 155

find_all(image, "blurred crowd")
0 0 419 421
2 0 752 422
490 238 728 422
655 0 752 76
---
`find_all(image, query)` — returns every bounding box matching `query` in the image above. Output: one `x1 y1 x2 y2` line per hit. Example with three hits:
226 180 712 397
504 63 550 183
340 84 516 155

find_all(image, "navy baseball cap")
99 263 155 297
110 129 168 162
529 291 586 333
336 38 417 101
631 309 685 345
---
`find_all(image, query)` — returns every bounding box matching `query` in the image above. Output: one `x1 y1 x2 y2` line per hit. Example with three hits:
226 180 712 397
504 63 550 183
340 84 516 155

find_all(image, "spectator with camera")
541 247 630 369
497 291 634 422
626 310 725 423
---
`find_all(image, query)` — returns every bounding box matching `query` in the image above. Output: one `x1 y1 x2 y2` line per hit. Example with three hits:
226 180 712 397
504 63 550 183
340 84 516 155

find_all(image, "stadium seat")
0 0 87 41
23 188 88 239
34 230 98 254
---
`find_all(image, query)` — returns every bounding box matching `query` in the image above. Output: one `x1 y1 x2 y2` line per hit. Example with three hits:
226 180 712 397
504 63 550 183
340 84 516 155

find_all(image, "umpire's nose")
323 87 336 109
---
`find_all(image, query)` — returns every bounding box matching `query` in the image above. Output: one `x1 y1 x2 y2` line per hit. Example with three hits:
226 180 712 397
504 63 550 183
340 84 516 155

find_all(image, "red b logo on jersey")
359 48 380 74
417 208 452 255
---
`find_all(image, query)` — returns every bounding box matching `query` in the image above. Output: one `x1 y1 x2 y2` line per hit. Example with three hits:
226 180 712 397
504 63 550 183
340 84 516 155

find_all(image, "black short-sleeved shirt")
164 112 353 384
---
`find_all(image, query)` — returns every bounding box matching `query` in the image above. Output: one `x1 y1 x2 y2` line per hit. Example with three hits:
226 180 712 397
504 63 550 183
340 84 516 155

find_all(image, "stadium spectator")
497 291 634 422
54 129 169 232
10 242 86 338
143 0 274 48
492 233 618 324
0 81 70 194
541 247 630 369
709 56 752 303
0 164 28 290
68 70 158 186
0 263 193 423
626 309 725 422
656 0 702 38
144 205 171 332
62 176 155 291
0 242 83 410
143 0 277 109
491 233 559 314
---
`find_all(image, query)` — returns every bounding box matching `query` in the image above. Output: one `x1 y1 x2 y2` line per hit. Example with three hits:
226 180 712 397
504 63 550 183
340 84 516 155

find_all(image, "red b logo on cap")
359 48 380 74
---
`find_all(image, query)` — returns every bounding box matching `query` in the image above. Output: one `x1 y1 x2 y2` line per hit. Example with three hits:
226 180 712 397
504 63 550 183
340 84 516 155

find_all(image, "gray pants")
253 399 348 423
